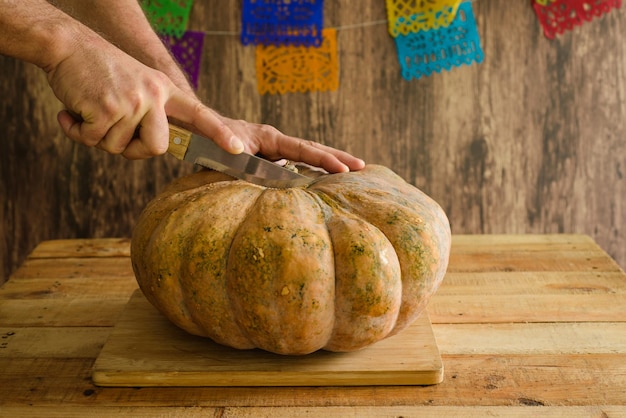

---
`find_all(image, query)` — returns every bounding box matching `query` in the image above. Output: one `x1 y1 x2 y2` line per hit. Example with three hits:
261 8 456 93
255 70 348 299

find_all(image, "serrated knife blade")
167 124 315 188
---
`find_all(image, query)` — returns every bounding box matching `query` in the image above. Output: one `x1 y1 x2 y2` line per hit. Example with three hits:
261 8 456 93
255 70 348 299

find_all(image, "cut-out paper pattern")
386 0 463 37
255 28 338 94
242 0 324 46
394 2 483 80
141 0 194 38
161 31 205 89
533 0 623 39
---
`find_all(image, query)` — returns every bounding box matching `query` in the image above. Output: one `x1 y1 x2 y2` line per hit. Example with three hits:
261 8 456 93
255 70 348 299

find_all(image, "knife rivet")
173 137 182 145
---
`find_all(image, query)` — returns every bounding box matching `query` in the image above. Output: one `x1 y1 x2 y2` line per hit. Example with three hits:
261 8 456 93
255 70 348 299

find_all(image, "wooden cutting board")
92 290 443 387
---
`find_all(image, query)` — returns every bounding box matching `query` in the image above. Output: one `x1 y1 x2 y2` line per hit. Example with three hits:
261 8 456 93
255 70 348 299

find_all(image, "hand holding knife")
167 124 316 189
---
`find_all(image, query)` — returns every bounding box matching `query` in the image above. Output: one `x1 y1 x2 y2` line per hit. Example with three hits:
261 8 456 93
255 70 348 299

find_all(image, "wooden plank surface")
434 322 626 355
1 406 625 418
0 298 132 327
429 293 626 323
26 238 132 259
92 292 443 387
0 327 108 358
3 354 626 407
0 234 625 414
438 271 626 295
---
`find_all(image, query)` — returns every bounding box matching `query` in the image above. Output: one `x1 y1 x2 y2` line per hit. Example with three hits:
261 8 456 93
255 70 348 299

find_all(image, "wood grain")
91 291 443 387
1 406 625 418
1 2 624 286
1 235 625 413
2 355 626 407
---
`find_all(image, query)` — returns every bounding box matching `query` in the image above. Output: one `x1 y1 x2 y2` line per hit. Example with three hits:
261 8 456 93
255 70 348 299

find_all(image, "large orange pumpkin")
131 164 451 355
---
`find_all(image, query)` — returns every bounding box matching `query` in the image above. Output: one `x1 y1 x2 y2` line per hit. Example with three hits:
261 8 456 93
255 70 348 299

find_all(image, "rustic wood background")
1 1 624 284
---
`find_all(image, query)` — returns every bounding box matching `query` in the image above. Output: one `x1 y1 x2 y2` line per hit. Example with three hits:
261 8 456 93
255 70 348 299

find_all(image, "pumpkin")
130 164 451 355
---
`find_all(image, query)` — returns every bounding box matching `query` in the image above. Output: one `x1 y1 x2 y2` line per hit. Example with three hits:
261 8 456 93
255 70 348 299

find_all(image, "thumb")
165 91 244 154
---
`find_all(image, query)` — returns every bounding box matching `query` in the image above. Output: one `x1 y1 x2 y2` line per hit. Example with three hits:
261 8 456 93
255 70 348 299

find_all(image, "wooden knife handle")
167 124 193 160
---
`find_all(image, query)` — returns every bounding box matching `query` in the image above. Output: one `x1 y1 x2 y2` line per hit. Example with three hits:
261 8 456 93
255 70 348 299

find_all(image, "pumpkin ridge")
226 187 335 355
135 188 209 335
313 193 403 352
309 166 451 336
183 182 266 348
133 186 208 300
222 187 272 347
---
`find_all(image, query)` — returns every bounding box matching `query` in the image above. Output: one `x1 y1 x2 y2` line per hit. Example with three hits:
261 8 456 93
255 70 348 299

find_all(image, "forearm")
0 0 87 71
52 0 194 94
2 0 362 170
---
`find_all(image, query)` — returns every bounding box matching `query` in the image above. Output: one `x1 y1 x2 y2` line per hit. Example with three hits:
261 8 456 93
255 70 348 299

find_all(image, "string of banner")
141 0 623 94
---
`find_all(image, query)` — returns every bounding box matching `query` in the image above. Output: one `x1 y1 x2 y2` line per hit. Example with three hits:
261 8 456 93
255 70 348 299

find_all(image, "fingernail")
229 136 244 153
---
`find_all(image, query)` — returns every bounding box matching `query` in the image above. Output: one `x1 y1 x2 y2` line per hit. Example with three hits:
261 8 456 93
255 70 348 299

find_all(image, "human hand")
47 30 364 173
163 97 365 174
48 32 186 159
206 114 366 173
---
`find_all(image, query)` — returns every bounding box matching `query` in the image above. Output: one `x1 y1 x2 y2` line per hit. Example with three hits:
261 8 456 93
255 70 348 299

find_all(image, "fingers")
315 144 366 172
122 109 170 159
165 91 244 154
57 108 169 159
220 116 366 173
289 139 365 174
57 110 80 142
97 117 141 155
57 109 105 147
260 129 365 174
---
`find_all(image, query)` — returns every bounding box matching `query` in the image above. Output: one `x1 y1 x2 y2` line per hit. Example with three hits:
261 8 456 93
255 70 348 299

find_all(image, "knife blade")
167 124 315 188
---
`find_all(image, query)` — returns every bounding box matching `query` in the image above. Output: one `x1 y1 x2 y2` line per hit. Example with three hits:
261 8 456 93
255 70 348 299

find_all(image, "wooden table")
1 234 625 417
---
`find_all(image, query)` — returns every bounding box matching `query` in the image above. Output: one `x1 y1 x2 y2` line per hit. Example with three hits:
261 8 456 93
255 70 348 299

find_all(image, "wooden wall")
1 1 624 284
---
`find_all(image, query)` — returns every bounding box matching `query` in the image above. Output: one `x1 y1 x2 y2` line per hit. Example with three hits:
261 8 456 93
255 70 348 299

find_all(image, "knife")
167 124 315 188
